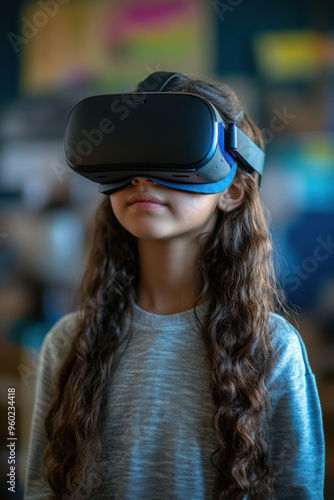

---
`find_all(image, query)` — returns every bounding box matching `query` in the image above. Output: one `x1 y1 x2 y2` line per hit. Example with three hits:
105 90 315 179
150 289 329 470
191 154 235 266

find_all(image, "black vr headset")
64 71 265 195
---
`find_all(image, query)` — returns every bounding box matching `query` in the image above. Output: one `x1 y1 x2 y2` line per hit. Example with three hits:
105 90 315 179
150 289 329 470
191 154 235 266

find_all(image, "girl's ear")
217 175 246 212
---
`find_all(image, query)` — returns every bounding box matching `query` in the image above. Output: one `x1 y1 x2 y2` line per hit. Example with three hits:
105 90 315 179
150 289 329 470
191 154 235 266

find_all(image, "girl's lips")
128 193 166 207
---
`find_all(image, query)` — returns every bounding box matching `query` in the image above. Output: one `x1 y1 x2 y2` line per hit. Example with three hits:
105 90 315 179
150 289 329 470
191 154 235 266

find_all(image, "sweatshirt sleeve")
23 312 79 500
267 313 325 500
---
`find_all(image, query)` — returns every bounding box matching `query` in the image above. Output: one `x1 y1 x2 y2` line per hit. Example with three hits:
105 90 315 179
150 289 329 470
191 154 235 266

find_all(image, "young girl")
24 73 325 500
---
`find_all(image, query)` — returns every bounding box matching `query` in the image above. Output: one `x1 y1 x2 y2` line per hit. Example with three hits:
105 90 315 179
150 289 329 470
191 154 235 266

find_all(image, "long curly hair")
42 74 287 499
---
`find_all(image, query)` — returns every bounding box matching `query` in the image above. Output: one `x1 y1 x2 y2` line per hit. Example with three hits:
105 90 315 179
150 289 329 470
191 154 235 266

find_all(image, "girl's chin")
124 226 169 240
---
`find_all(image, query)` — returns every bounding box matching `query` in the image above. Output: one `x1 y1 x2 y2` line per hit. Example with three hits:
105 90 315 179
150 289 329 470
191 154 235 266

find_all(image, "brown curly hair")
42 74 287 499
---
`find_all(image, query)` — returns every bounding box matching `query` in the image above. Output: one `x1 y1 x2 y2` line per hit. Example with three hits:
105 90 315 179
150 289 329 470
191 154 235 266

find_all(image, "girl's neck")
136 238 202 315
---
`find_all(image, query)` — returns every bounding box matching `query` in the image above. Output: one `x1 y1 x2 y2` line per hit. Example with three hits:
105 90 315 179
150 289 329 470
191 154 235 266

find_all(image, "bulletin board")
19 0 215 95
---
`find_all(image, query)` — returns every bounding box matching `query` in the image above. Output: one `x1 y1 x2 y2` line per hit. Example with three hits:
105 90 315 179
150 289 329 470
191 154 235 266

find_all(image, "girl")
24 73 325 499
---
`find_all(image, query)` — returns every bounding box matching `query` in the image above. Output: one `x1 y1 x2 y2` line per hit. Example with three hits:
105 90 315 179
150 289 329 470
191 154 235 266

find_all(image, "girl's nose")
131 177 158 186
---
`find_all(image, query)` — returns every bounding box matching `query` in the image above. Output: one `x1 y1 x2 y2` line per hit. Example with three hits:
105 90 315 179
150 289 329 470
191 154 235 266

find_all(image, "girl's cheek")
109 193 123 211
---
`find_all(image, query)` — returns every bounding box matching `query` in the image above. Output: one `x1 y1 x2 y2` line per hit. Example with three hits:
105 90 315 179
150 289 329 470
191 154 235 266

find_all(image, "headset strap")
136 72 264 183
136 71 183 93
227 123 265 177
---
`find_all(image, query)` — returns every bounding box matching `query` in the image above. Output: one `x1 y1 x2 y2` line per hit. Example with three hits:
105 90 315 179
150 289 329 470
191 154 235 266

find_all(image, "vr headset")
64 71 265 195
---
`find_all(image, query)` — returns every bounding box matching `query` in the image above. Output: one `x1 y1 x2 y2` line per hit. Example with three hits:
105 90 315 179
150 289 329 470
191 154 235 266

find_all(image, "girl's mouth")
128 193 166 210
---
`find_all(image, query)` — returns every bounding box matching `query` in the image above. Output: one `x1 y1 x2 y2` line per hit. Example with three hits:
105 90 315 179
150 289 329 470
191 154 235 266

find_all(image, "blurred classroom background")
0 0 333 498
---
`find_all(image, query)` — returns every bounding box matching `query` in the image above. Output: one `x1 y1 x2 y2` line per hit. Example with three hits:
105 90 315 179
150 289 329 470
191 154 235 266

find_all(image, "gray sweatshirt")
24 304 325 499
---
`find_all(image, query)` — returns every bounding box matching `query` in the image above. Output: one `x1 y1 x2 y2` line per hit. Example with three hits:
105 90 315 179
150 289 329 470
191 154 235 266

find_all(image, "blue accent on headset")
145 161 237 193
99 159 237 195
